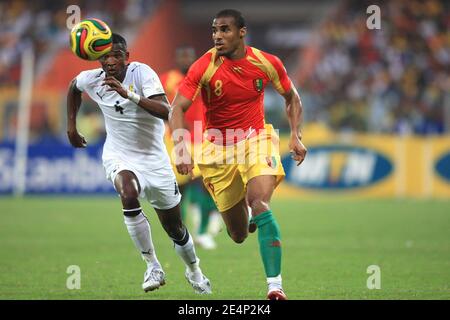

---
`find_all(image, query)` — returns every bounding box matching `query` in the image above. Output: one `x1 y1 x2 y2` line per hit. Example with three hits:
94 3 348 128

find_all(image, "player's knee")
119 183 139 198
119 187 140 207
248 198 270 215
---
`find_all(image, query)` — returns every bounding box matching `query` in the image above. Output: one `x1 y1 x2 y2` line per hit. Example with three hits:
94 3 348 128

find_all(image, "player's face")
212 17 246 57
99 43 129 78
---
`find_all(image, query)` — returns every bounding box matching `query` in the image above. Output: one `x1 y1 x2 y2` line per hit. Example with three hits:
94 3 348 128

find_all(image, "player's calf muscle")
162 223 185 240
222 201 249 243
228 231 247 244
155 206 185 240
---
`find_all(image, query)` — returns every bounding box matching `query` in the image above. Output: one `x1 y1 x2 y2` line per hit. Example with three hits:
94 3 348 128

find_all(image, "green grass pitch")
0 197 449 299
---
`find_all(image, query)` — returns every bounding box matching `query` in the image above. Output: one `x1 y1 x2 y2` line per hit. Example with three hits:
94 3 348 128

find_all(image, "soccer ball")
70 18 113 61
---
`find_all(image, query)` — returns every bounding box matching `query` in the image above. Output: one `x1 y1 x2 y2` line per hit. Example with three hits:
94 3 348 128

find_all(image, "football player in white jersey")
66 34 211 295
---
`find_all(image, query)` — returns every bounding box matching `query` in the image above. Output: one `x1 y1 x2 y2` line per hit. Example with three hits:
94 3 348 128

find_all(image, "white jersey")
75 61 170 171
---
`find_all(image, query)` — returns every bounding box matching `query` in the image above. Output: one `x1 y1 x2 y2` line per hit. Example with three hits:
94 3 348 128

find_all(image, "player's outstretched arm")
103 76 170 120
282 87 307 166
67 78 87 148
169 93 194 176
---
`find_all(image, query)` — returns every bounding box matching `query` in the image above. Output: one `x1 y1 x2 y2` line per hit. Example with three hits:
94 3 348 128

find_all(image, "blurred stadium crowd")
0 0 157 86
0 0 158 142
301 0 449 135
0 0 448 143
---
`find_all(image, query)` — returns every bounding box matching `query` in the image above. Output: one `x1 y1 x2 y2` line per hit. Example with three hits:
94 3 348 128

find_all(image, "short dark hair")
112 33 127 49
215 9 246 29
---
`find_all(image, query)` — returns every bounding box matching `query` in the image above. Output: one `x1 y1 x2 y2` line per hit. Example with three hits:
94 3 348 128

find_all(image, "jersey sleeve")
139 64 165 98
178 53 210 101
75 70 90 92
262 52 293 95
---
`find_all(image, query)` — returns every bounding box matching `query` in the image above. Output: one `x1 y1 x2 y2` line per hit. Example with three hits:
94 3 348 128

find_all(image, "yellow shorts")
164 134 202 186
197 124 285 212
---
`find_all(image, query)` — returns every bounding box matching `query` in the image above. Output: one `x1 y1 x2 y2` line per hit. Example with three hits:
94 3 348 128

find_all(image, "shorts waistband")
205 127 263 146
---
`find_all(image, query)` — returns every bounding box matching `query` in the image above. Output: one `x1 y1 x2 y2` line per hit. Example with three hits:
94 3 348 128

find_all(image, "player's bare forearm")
169 93 193 143
284 87 303 139
283 87 307 165
138 95 170 120
67 79 81 132
66 79 87 148
169 93 194 176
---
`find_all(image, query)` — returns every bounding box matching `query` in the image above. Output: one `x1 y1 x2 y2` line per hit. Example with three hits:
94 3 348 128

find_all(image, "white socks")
173 229 203 282
123 208 160 268
267 274 283 291
124 208 203 282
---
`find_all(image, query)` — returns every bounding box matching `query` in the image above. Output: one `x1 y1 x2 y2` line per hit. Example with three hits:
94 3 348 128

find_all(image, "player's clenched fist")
67 130 87 148
176 162 194 177
289 135 307 166
173 140 195 177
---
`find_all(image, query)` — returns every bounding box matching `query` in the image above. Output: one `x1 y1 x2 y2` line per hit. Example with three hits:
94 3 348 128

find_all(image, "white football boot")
185 264 212 294
142 265 165 292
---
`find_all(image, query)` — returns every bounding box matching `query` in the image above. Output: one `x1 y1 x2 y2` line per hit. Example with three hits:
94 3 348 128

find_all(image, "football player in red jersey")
169 9 307 300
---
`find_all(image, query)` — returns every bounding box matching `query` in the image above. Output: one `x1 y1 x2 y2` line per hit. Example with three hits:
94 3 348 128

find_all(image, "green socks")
182 182 217 235
189 182 216 235
253 210 282 277
198 191 216 234
180 184 192 221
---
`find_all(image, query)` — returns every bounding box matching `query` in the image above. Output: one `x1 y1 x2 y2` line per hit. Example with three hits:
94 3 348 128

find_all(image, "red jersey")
178 46 292 144
160 69 206 143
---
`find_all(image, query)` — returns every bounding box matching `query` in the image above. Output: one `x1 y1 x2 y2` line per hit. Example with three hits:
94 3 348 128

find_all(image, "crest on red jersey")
253 78 263 92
